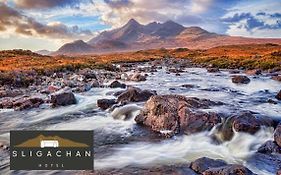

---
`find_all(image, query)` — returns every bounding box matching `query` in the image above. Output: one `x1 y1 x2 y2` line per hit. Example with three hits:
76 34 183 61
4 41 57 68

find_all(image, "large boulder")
117 87 156 103
203 164 256 175
50 91 76 107
109 80 126 89
190 157 227 174
274 124 281 147
276 90 281 100
97 99 117 110
135 95 222 136
232 75 250 84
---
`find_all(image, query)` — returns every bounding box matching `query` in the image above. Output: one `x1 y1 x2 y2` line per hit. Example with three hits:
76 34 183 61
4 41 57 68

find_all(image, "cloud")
0 3 93 40
222 13 252 23
190 0 213 13
222 12 281 31
94 0 221 28
221 0 281 38
14 0 92 9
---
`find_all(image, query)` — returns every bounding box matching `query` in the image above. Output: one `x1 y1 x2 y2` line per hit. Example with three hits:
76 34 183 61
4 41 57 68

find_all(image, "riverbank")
0 44 281 175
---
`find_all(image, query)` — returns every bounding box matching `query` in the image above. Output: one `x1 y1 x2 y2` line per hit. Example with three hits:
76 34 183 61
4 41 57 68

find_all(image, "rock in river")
231 75 250 84
276 90 281 100
257 140 281 154
109 80 126 89
245 69 262 75
50 91 76 107
207 68 220 73
129 72 146 82
274 124 281 147
272 76 281 82
117 86 156 103
190 157 227 174
203 164 256 175
13 97 44 110
0 96 44 110
135 95 222 136
215 112 274 141
97 99 117 110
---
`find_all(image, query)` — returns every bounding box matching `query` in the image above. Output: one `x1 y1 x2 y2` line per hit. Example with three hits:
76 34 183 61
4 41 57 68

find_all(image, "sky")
0 0 280 51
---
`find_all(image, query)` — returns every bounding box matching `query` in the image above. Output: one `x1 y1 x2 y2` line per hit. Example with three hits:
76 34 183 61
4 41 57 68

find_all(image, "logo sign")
10 130 93 170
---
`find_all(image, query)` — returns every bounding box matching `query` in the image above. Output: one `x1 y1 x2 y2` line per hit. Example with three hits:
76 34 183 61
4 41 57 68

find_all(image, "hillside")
54 19 281 55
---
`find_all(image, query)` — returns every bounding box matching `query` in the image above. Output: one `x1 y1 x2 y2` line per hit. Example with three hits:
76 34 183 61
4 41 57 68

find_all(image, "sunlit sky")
0 0 280 51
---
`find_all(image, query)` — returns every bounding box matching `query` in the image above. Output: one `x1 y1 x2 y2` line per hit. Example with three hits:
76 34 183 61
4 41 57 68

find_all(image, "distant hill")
53 40 95 55
35 49 53 55
54 19 281 55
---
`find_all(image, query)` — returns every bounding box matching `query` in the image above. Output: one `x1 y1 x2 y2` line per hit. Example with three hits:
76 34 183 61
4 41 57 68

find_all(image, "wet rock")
13 97 44 110
168 68 184 74
109 80 126 89
135 95 222 136
91 80 100 88
130 73 146 82
232 75 251 84
0 96 44 110
245 69 262 75
267 99 278 104
50 91 76 107
97 99 117 110
232 112 274 134
41 85 60 94
185 97 224 108
276 90 281 100
73 83 92 93
117 86 156 103
257 140 281 154
216 112 274 141
207 68 220 73
274 124 281 147
272 76 281 82
203 164 256 175
190 157 227 174
113 90 126 97
79 68 97 79
182 111 222 135
181 84 197 88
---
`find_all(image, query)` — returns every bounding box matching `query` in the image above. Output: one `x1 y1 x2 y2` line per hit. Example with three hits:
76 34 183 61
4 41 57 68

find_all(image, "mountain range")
52 19 281 55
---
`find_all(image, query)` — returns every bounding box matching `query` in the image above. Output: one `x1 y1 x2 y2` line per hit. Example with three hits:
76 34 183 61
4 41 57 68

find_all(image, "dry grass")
0 44 280 73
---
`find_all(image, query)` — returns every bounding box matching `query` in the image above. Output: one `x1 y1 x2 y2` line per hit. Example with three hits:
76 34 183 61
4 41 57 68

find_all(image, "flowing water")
0 66 280 175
